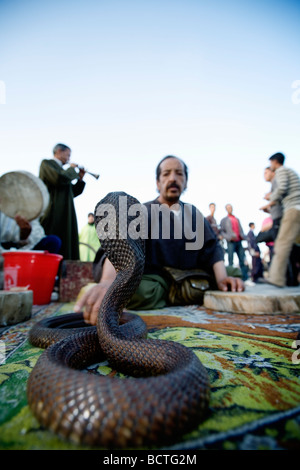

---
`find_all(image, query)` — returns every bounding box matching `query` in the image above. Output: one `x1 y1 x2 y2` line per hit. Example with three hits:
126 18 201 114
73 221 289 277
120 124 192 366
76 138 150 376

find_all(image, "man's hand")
15 215 32 240
264 191 271 201
74 281 111 325
260 203 271 212
217 276 245 292
213 260 244 293
73 258 116 326
77 167 86 180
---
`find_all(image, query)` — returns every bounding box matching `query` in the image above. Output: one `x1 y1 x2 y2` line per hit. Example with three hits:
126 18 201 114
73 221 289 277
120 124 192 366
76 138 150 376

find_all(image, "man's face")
209 203 216 214
264 168 273 182
156 158 186 205
269 159 280 171
226 204 233 215
55 148 71 165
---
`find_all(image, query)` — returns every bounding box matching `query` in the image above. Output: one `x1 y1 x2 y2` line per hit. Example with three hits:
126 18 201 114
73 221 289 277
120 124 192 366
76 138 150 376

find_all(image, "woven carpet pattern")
0 303 299 450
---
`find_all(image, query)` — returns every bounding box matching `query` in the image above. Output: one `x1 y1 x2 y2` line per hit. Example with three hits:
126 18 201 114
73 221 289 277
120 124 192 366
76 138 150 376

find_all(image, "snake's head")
94 191 145 273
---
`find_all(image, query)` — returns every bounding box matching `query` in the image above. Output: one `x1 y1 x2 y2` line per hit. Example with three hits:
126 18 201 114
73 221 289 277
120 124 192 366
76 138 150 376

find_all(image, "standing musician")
39 143 86 260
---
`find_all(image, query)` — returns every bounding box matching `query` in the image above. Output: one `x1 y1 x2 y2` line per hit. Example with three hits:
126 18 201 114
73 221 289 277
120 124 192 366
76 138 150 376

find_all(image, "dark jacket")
143 198 224 277
39 159 85 260
220 215 246 242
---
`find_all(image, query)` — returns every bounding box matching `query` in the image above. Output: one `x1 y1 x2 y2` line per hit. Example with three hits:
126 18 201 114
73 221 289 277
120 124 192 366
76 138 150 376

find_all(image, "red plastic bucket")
2 251 63 305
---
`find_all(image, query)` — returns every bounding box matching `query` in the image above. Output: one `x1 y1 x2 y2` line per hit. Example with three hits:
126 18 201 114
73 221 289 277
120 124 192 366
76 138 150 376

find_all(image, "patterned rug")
0 302 300 450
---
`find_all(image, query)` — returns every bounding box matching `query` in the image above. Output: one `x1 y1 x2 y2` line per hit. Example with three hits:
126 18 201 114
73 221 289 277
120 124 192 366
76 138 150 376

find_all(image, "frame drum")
0 171 50 221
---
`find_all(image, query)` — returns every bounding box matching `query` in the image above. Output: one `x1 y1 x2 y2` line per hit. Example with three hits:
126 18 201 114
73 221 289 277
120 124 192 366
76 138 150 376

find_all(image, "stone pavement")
204 284 300 314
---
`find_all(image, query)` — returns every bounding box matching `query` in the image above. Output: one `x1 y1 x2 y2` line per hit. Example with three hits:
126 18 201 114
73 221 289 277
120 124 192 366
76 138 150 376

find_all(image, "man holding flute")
39 143 86 260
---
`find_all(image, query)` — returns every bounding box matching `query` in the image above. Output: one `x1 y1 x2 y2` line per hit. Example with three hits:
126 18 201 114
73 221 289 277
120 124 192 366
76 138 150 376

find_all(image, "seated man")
0 211 61 253
74 156 244 325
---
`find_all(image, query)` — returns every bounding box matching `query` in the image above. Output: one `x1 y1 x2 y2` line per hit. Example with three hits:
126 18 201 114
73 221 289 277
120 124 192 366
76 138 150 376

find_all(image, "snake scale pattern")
27 192 210 448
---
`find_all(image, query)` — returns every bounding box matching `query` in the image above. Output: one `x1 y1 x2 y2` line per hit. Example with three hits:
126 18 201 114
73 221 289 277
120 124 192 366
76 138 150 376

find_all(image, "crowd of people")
1 146 299 321
204 152 300 288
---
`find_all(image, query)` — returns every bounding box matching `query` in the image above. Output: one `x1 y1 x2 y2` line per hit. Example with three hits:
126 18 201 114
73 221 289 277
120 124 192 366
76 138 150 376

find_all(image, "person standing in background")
79 213 100 261
256 166 283 247
261 152 300 287
39 143 86 260
220 204 249 281
247 222 263 282
206 203 222 240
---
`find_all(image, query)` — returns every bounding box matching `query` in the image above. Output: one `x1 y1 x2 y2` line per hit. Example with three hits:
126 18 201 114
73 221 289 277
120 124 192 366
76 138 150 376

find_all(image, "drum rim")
0 170 49 221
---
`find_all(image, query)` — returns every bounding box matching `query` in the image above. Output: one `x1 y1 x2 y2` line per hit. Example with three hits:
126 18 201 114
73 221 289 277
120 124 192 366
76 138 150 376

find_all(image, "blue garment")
247 229 263 282
33 235 62 254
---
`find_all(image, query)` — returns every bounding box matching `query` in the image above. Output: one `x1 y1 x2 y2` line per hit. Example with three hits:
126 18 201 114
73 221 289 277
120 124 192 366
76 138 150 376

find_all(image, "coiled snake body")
27 192 210 448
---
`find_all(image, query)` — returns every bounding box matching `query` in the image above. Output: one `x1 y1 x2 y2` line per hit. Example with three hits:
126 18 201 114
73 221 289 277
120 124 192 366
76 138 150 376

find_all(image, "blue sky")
0 0 299 240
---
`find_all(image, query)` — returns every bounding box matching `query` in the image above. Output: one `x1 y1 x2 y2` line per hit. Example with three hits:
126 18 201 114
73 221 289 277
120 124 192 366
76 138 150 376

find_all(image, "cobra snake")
27 192 210 448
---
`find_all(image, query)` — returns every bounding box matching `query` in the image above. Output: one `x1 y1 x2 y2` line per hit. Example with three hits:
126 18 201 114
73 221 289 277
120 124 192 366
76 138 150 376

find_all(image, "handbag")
162 266 212 306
